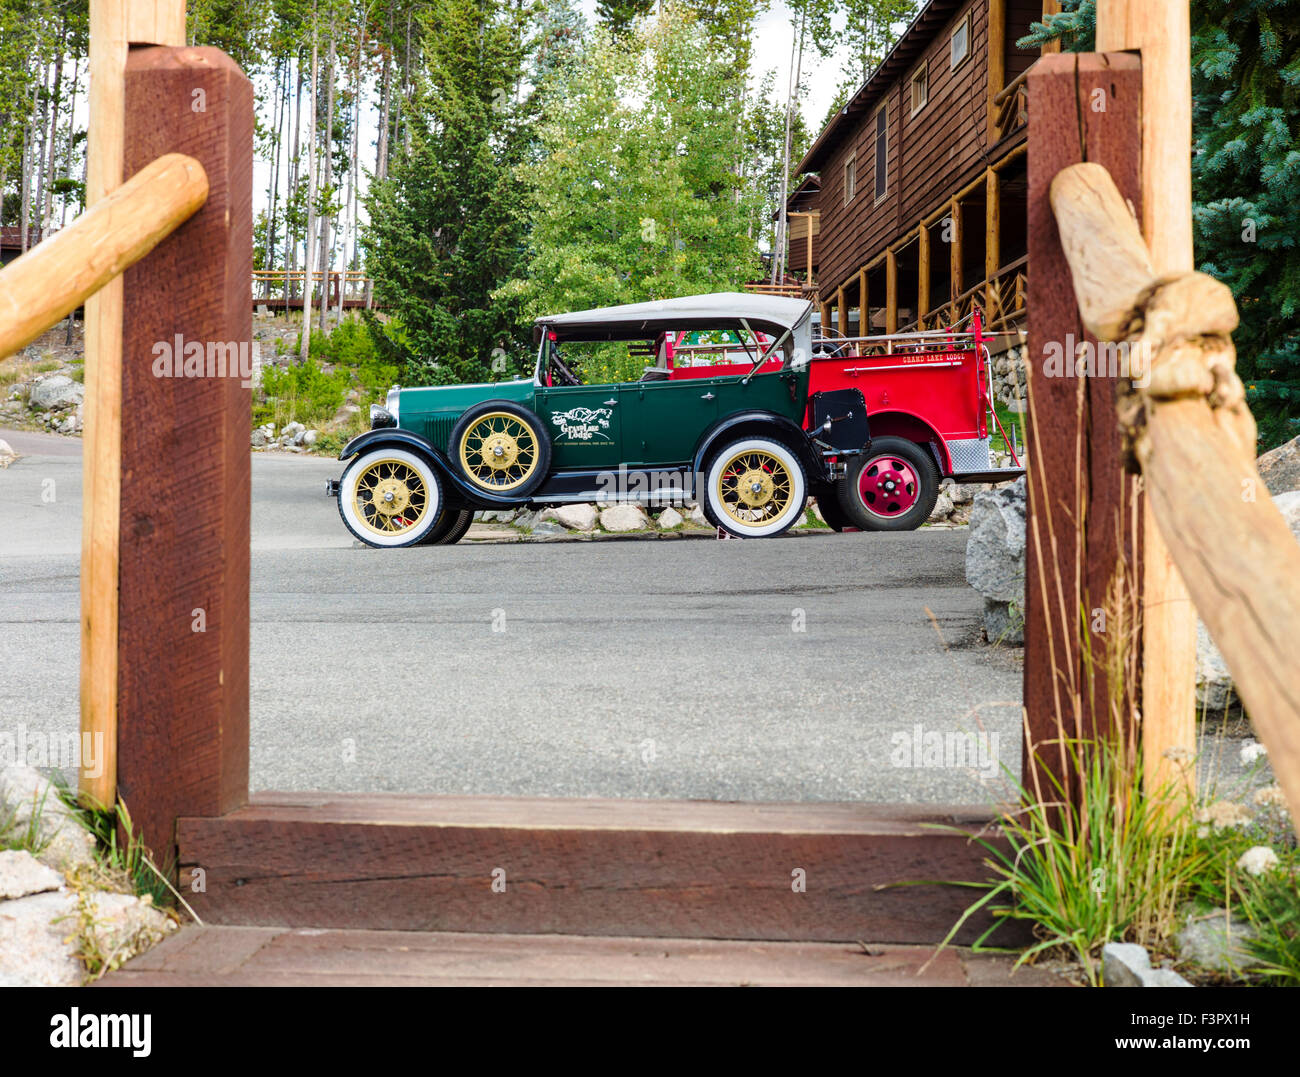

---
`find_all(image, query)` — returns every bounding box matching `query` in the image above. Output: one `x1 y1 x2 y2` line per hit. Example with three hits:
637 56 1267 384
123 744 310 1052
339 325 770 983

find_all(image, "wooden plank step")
178 794 1023 944
98 927 1073 987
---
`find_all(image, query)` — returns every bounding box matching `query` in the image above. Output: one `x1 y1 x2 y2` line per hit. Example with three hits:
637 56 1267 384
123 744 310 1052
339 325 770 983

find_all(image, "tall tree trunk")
42 13 66 234
301 27 319 362
317 21 335 334
772 14 806 286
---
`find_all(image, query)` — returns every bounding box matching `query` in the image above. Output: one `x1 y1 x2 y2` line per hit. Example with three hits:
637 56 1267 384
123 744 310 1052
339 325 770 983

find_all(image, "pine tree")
362 0 533 385
595 0 654 38
1020 0 1300 451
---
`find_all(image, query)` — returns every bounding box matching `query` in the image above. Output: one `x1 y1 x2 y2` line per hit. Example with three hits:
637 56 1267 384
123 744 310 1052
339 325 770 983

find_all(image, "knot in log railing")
1049 160 1300 838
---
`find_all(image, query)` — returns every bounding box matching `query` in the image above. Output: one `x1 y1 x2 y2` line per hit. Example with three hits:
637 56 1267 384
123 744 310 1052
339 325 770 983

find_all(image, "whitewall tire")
338 447 443 548
704 436 807 539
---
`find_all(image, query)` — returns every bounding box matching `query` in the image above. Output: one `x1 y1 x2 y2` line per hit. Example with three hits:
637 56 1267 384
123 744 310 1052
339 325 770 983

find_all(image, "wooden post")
819 299 830 330
836 285 847 336
949 197 961 320
1023 53 1145 805
885 248 897 333
987 0 1006 142
985 168 1000 318
858 267 869 336
81 0 186 811
1096 0 1198 801
113 43 254 866
917 224 930 327
1041 1 1063 54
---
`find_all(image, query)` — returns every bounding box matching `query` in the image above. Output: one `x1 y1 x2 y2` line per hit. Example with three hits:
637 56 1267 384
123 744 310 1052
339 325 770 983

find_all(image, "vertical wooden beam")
1041 1 1063 54
949 197 962 320
115 44 253 867
836 285 847 336
858 266 869 336
987 0 1007 142
819 298 831 331
984 168 1000 320
917 224 930 326
885 248 897 333
81 0 187 810
1097 0 1197 802
1024 53 1144 806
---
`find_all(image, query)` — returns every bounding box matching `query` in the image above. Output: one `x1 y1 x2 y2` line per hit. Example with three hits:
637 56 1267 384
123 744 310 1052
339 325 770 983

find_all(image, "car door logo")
551 406 613 442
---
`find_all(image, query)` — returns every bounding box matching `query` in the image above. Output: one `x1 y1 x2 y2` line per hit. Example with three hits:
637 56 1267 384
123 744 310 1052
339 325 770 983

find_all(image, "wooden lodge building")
760 0 1058 349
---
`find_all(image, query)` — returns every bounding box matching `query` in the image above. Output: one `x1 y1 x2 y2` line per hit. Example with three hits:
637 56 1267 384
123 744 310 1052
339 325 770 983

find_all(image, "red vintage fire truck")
664 309 1023 531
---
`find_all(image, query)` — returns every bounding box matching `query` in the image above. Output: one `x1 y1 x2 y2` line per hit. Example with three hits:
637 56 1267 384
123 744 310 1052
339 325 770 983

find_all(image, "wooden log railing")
0 153 208 360
1051 161 1300 836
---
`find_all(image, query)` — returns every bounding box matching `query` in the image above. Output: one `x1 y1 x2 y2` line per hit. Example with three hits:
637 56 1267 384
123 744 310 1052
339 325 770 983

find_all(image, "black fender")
691 410 829 487
338 428 529 509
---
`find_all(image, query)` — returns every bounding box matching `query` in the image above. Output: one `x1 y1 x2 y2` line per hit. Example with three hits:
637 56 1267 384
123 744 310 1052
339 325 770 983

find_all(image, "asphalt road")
0 428 1027 803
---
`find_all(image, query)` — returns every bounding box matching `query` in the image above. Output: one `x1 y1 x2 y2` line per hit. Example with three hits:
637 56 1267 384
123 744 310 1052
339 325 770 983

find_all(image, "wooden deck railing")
1051 161 1300 836
0 154 208 360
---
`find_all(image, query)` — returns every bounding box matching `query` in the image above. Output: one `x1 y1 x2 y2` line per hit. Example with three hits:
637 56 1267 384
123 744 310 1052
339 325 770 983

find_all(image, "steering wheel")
550 348 582 387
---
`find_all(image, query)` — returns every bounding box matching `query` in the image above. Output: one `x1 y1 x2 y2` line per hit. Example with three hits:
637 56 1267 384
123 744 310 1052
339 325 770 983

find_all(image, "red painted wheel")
836 436 939 532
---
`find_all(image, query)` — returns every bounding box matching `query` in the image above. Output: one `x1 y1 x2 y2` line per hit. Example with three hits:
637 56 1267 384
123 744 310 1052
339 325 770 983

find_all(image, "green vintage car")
332 292 870 546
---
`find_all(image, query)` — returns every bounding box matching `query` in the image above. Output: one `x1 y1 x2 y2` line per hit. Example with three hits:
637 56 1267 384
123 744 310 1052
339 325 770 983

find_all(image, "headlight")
369 403 396 429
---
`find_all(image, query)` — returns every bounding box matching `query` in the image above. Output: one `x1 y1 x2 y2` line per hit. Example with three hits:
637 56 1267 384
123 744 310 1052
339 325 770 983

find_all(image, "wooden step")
99 927 1070 987
178 794 1022 944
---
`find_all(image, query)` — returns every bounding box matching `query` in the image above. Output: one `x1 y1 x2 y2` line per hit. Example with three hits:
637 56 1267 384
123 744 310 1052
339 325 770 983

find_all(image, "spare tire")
449 400 552 497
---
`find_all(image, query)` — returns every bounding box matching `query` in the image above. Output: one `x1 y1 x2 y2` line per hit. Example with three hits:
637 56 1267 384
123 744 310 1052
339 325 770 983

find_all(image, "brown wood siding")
787 212 820 275
1005 0 1040 81
813 0 1027 295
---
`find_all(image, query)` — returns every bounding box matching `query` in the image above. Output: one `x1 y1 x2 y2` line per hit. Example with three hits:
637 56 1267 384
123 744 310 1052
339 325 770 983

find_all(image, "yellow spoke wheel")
456 410 542 492
705 437 806 539
352 457 430 535
715 449 793 526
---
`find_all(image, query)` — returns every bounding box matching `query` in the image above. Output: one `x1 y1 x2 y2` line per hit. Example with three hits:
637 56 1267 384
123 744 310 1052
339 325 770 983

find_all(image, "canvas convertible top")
533 292 814 354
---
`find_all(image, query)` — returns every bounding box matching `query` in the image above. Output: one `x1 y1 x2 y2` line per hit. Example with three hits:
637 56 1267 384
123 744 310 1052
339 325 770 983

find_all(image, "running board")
948 467 1025 484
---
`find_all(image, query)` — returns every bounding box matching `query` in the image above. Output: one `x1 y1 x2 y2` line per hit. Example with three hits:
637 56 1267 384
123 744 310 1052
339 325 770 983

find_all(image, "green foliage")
362 0 534 387
1191 0 1300 450
502 6 761 382
1238 865 1300 984
595 0 654 37
1021 0 1300 451
937 739 1207 986
1015 0 1094 51
255 317 398 431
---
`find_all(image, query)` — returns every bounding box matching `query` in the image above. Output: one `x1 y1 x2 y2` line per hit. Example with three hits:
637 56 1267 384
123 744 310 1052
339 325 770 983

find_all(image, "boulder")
1196 621 1236 714
0 438 16 469
1176 909 1259 974
528 521 568 538
0 763 98 873
552 503 598 532
600 504 650 532
250 429 268 448
1257 434 1300 495
0 850 64 900
1102 942 1193 988
0 891 82 986
965 476 1026 643
688 503 709 527
656 506 684 530
29 375 83 412
302 429 319 448
928 492 954 521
